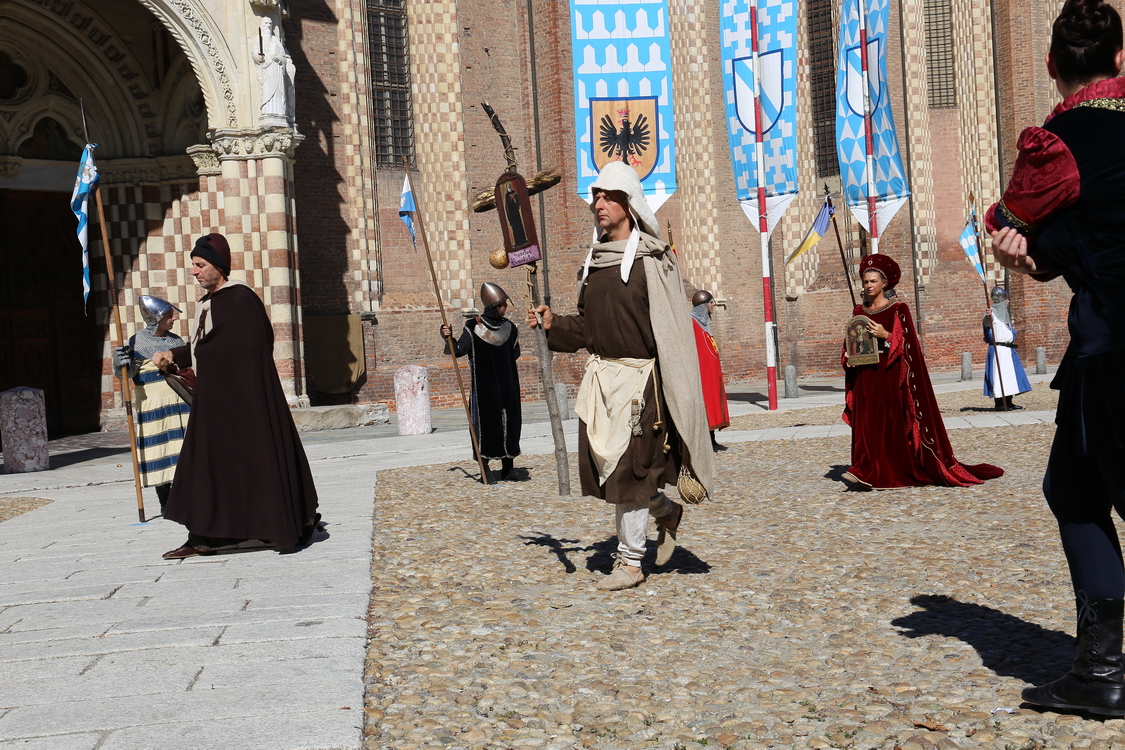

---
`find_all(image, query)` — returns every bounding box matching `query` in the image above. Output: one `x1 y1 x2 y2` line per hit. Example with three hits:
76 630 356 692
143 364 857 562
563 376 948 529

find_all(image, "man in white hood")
529 162 714 590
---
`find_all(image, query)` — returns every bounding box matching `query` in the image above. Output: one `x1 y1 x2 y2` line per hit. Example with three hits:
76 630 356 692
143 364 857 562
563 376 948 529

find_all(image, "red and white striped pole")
749 0 778 410
857 0 879 252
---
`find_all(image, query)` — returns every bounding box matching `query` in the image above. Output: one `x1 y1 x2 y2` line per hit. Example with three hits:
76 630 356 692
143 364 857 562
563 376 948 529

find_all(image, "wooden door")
0 190 105 437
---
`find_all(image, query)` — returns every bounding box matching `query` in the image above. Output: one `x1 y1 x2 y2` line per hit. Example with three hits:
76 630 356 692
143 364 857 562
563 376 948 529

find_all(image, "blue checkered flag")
71 144 99 311
958 214 986 283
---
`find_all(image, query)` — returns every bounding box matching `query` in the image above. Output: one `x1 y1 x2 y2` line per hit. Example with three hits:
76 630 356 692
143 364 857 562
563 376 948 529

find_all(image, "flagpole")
970 192 1007 410
857 0 879 253
749 0 779 410
93 169 149 522
825 186 857 307
403 159 492 484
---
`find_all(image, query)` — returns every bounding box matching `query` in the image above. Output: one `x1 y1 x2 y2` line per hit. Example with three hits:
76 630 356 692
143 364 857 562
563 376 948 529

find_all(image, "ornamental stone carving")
97 155 198 185
0 156 22 178
187 144 221 175
254 16 296 129
208 126 304 161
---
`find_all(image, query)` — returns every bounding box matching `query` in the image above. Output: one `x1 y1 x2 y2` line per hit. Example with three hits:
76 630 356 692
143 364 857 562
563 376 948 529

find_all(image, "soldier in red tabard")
690 290 729 452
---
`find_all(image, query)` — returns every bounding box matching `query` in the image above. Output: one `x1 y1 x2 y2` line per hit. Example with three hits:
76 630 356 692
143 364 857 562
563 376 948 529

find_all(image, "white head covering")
582 162 660 283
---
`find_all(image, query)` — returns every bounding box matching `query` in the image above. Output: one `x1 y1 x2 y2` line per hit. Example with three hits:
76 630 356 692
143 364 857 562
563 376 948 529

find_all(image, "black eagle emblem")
598 108 651 168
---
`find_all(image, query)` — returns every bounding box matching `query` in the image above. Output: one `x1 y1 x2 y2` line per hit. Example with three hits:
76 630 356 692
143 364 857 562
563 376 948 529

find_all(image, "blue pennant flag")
835 0 910 235
398 175 416 248
570 0 677 213
71 144 98 311
721 0 800 236
958 214 986 283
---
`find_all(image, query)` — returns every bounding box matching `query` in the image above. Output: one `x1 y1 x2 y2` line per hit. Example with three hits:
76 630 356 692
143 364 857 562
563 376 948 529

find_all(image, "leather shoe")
162 544 199 560
655 501 683 566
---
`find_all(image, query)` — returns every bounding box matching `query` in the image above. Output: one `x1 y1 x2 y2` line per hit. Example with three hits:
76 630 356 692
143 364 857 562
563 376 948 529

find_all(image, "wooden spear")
480 102 571 496
402 159 491 483
825 184 857 307
81 104 147 523
970 191 1007 410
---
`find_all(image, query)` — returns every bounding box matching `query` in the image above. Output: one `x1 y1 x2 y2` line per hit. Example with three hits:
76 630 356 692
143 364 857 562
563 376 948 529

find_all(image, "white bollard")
1036 347 1047 375
784 365 799 399
961 352 973 381
394 366 432 436
0 387 50 473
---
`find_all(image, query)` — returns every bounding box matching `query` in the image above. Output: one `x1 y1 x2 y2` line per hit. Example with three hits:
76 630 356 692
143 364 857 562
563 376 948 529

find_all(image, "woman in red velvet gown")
842 253 1004 489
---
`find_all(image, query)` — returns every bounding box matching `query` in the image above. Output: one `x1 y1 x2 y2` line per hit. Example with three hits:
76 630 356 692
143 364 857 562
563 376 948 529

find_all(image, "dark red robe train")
842 301 1003 489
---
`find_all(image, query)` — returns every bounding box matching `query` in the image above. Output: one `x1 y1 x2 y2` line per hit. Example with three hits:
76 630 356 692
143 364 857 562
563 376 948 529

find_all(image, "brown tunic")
548 261 679 503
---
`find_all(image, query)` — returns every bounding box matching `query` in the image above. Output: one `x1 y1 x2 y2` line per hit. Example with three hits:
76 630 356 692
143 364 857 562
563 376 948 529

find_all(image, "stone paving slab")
0 733 104 750
0 370 1063 750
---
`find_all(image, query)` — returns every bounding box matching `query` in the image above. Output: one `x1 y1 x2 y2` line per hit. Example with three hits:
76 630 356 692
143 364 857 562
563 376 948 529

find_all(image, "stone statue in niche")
254 16 296 128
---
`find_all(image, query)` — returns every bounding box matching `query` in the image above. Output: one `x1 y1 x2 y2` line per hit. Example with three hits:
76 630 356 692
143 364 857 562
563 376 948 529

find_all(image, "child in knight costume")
441 282 523 480
112 295 190 515
982 285 1031 410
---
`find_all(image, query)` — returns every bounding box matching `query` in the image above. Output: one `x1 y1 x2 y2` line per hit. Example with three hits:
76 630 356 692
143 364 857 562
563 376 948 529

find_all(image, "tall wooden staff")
825 184 857 307
478 102 570 495
970 191 1007 410
81 104 147 522
402 160 491 483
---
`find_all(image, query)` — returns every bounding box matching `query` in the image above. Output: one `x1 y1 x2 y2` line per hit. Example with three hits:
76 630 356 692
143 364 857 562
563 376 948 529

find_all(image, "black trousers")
1044 436 1125 599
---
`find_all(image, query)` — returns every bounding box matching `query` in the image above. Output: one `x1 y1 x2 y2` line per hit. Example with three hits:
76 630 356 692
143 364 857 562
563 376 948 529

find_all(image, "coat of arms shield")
590 96 659 179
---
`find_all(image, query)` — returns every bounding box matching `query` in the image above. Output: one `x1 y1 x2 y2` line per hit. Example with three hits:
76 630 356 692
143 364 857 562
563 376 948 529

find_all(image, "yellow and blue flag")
786 198 833 264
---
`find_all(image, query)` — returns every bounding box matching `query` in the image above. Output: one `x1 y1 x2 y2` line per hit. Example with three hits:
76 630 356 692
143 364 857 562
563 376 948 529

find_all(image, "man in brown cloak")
153 233 320 559
530 162 714 590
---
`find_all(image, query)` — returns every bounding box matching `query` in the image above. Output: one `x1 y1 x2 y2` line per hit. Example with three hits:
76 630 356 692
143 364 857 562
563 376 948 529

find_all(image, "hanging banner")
835 0 910 233
720 0 799 236
571 0 676 212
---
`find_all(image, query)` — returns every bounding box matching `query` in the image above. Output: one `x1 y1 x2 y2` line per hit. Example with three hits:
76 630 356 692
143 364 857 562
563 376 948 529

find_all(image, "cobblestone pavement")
364 424 1125 750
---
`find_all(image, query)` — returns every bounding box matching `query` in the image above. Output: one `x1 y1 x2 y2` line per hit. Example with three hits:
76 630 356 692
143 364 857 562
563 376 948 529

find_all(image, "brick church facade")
0 0 1084 434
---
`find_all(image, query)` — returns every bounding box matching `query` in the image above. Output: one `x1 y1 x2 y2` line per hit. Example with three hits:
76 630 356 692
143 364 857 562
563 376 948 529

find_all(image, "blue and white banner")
958 211 986 283
71 144 98 311
571 0 676 213
398 174 416 248
720 0 799 235
835 0 910 234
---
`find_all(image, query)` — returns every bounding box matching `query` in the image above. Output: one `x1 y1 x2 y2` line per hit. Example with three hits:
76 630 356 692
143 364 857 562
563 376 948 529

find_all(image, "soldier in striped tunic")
113 295 190 516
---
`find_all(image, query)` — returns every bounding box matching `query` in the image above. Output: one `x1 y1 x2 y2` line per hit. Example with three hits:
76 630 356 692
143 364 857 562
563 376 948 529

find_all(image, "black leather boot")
1023 595 1125 716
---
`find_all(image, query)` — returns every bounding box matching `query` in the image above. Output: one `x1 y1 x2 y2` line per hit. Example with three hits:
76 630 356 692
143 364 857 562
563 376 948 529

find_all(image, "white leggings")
614 493 676 566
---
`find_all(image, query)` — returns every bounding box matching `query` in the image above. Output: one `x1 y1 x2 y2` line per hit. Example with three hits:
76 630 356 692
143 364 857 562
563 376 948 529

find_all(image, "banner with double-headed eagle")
570 0 677 210
835 0 910 235
720 0 799 235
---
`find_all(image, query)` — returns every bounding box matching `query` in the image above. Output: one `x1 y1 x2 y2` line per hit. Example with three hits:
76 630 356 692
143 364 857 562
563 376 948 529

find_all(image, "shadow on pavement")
892 593 1074 685
50 446 131 469
521 532 592 574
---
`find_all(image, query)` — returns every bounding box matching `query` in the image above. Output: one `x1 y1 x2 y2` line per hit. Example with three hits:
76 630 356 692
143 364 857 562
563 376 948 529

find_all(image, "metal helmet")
691 289 714 307
480 282 510 311
138 295 181 327
990 286 1008 304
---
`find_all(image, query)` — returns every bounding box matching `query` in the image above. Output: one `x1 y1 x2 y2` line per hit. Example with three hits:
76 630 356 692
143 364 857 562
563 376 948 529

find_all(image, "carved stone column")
203 126 306 397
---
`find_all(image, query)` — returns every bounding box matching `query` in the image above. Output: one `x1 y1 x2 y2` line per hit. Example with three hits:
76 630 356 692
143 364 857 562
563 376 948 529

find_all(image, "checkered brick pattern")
337 1 380 312
781 8 822 299
953 0 1003 284
406 1 474 311
897 1 939 287
92 180 215 405
668 0 724 297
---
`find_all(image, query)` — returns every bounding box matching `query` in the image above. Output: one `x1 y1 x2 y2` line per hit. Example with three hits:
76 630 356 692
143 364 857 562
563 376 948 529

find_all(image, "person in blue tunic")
982 286 1032 410
989 0 1125 716
112 295 190 516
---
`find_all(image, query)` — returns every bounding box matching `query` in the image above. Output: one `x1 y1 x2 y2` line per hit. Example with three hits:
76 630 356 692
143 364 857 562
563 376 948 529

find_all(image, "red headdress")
859 253 901 288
